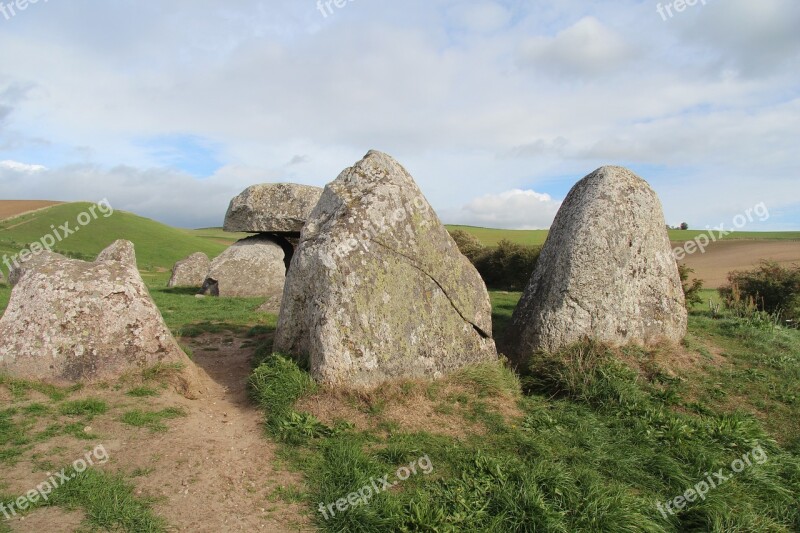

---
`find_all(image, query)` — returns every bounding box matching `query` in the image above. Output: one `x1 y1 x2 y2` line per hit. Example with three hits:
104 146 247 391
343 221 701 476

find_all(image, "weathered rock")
274 150 497 388
168 252 211 288
0 269 5 286
200 235 286 299
0 241 205 396
224 183 323 234
505 166 687 362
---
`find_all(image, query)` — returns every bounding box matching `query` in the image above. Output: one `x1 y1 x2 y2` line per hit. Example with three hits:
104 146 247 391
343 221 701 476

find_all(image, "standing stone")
505 166 687 363
274 150 497 388
168 252 211 288
0 241 205 396
223 183 323 234
0 269 5 286
200 235 286 299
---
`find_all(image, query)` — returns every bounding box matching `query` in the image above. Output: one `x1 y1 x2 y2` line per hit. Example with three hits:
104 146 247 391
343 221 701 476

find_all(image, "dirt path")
4 333 314 533
129 333 314 532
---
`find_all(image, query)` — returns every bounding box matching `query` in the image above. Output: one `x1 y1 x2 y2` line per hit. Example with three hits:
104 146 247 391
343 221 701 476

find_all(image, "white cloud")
0 1 797 230
448 2 512 33
0 160 47 173
518 17 635 78
446 189 562 230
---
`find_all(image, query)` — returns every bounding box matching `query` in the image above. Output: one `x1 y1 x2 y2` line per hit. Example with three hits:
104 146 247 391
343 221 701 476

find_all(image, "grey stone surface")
224 183 323 234
168 252 211 288
201 235 286 299
505 166 687 363
274 150 497 388
0 241 204 395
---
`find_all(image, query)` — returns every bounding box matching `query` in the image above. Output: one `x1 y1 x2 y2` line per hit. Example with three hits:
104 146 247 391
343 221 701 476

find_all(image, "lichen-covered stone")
223 183 323 234
0 241 204 396
274 150 497 388
505 166 687 362
168 252 210 288
200 235 286 299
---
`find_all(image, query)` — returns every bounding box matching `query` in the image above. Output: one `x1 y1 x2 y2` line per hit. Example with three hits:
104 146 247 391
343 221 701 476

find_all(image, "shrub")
719 261 800 323
678 263 704 308
474 240 540 291
448 229 485 263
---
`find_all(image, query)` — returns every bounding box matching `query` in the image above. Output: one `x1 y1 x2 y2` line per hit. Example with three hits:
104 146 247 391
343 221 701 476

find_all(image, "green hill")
0 202 231 279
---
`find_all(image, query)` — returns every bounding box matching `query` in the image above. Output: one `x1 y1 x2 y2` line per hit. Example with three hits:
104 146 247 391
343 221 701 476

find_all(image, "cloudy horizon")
1 0 798 230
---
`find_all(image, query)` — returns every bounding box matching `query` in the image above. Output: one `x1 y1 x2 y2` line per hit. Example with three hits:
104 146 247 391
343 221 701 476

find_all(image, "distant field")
452 225 800 289
189 227 251 246
448 225 800 248
446 225 549 246
0 200 63 220
0 202 229 278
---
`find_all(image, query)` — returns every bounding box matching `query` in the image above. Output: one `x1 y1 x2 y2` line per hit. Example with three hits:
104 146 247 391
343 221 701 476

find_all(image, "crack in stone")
368 239 490 339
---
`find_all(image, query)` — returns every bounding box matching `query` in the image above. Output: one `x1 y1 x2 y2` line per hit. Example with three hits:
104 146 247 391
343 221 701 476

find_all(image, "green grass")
0 202 229 279
149 287 278 336
490 291 522 339
248 304 800 532
446 225 550 247
58 398 109 419
126 386 160 398
0 467 166 531
120 407 187 432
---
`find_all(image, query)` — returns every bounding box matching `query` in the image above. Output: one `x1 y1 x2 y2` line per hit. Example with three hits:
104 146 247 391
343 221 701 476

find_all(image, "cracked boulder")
505 166 687 363
223 183 324 234
200 235 287 299
274 150 497 387
0 240 206 397
168 252 210 288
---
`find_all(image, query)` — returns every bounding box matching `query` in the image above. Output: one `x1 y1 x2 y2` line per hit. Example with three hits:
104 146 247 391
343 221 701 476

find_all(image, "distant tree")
680 222 689 230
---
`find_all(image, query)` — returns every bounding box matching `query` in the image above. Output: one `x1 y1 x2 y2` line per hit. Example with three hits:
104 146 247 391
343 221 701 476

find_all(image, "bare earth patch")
679 240 800 288
0 200 62 221
297 377 523 439
2 333 313 533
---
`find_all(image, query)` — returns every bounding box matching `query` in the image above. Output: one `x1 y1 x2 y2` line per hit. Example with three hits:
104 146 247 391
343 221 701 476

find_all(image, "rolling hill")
0 202 234 279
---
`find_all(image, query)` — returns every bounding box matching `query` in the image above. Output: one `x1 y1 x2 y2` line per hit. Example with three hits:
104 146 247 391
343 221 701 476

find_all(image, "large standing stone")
168 252 211 288
200 235 287 299
274 150 497 388
223 183 323 234
505 166 687 362
0 241 204 396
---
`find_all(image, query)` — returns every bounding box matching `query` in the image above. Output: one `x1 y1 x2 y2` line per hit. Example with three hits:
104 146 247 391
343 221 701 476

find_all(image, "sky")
0 0 798 230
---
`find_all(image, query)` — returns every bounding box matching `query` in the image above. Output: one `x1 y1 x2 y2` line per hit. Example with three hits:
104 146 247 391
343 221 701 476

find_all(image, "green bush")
448 231 539 291
448 229 485 263
678 264 704 308
719 261 800 323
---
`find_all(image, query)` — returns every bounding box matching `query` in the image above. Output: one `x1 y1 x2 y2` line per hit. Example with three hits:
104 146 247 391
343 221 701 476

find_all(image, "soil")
678 240 800 288
0 201 63 222
3 333 314 533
